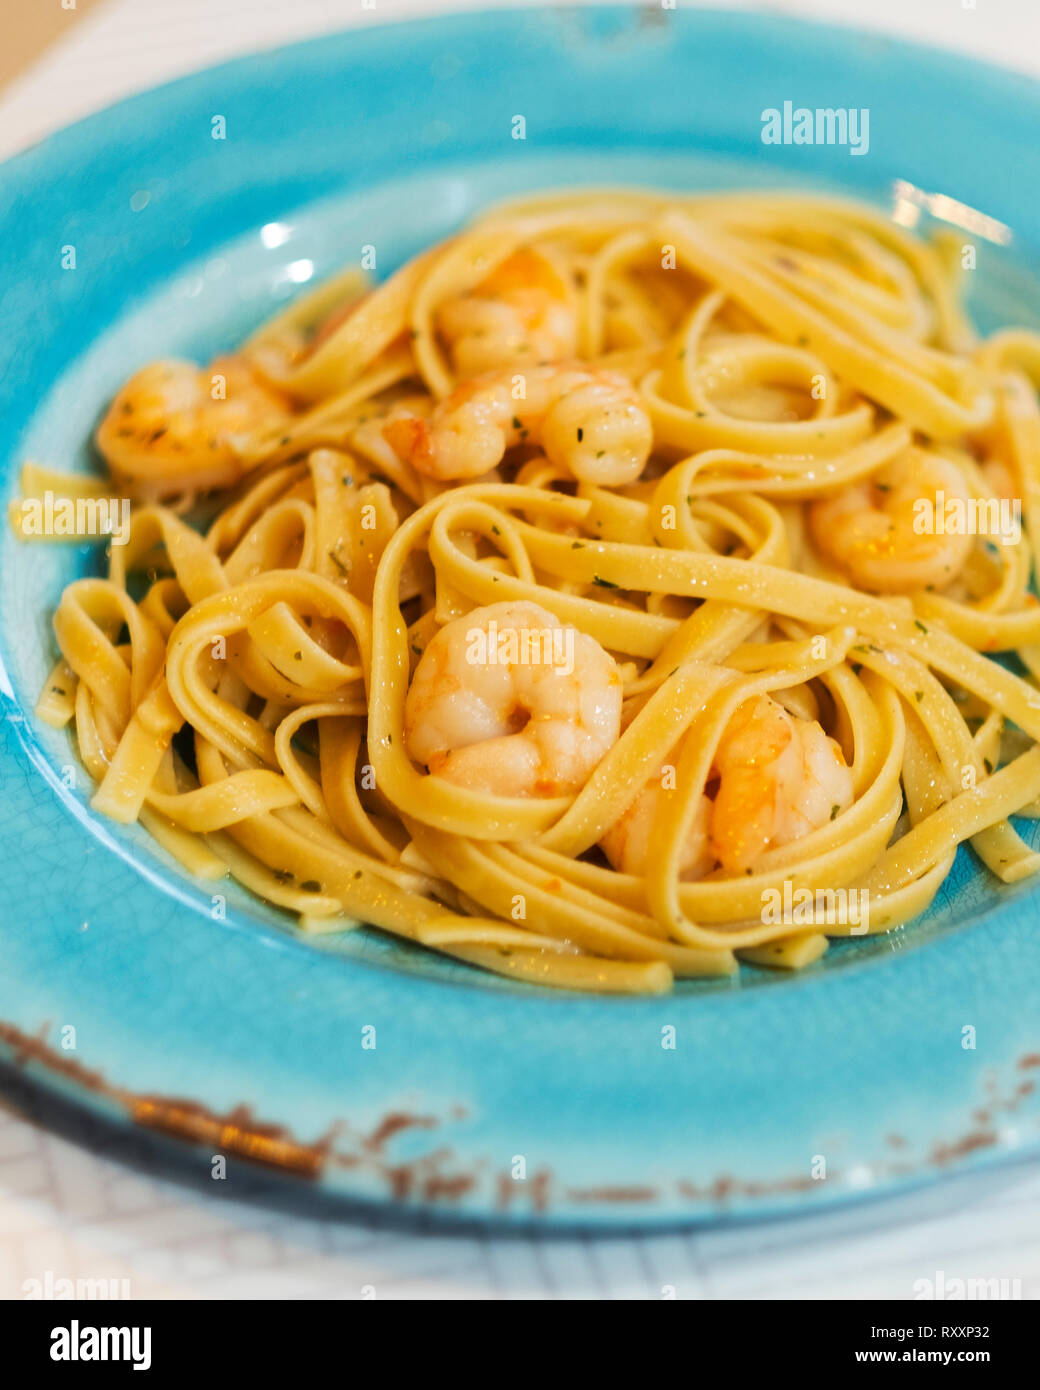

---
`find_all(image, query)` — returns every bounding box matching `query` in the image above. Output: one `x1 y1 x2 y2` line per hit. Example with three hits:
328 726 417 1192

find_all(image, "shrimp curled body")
405 601 623 798
96 356 289 500
808 449 974 594
601 694 854 878
383 363 653 486
436 248 579 376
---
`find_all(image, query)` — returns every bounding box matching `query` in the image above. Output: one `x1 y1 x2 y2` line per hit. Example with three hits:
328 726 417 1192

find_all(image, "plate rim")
2 3 1040 1229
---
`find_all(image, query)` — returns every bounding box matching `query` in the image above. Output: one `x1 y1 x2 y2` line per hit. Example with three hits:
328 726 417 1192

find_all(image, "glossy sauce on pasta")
15 187 1040 993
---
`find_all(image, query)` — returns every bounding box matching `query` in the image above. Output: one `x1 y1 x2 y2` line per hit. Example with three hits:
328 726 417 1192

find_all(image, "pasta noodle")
14 186 1040 993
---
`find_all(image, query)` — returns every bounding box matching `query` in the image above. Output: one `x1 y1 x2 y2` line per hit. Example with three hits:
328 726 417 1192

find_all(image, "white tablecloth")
2 0 1039 1299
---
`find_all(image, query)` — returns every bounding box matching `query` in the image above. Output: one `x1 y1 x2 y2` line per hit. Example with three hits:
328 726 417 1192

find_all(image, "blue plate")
2 6 1040 1227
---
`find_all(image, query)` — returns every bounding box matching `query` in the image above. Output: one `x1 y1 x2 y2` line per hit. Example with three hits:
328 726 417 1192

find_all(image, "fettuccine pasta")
15 187 1040 994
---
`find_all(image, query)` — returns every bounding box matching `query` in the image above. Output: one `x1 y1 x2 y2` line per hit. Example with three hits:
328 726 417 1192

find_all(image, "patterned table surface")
1 0 1039 1300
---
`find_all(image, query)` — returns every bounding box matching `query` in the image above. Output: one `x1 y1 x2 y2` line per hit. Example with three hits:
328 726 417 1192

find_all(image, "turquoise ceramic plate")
2 7 1040 1227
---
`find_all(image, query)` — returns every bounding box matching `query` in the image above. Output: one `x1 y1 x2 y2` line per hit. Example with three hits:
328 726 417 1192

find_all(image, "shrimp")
96 356 290 499
601 694 853 878
404 600 623 797
436 248 578 375
383 362 653 485
808 448 974 593
709 694 854 875
601 781 716 880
